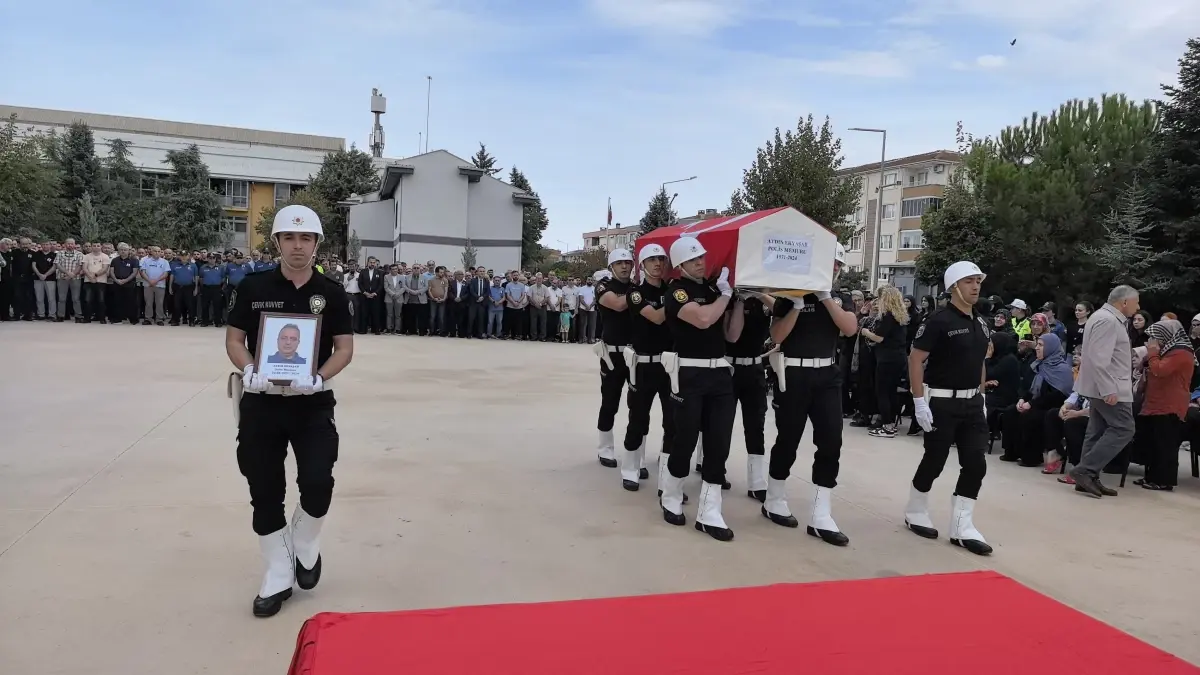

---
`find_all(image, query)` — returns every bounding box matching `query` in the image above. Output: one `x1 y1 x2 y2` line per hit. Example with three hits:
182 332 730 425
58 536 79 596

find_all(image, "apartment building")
580 224 639 252
837 150 962 296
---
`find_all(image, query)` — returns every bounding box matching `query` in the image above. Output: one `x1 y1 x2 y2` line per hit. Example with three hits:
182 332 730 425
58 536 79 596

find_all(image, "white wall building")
347 150 533 271
0 104 344 252
838 150 962 296
579 224 638 253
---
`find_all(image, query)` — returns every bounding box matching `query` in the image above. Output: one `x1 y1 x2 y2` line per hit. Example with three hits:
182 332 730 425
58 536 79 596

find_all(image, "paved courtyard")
1 322 1198 674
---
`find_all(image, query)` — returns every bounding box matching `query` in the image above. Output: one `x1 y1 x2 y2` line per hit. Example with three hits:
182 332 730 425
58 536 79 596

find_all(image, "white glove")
242 364 269 393
716 267 732 296
290 374 324 395
912 396 934 433
815 291 832 302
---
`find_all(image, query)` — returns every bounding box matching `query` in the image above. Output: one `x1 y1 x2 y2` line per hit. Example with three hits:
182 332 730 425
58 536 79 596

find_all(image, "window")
849 235 862 251
899 230 924 250
215 179 249 208
220 215 248 233
274 183 291 206
140 173 163 198
881 203 896 219
909 171 929 186
901 197 943 218
878 234 894 250
883 172 899 186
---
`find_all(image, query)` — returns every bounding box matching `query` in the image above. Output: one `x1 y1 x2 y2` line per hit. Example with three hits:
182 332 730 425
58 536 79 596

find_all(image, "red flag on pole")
607 198 612 226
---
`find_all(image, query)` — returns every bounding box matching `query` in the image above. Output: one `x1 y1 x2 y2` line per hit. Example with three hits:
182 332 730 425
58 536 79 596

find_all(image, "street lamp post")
848 128 887 287
661 176 696 227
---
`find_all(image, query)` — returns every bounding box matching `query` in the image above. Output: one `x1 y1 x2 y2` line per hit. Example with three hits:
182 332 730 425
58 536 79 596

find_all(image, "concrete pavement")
1 321 1197 674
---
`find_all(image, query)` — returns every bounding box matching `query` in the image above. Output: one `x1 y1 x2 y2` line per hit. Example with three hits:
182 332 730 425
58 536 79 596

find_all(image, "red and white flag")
606 198 612 226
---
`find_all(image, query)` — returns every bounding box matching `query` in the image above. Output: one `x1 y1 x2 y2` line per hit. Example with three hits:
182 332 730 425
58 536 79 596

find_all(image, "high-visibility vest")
1011 317 1031 340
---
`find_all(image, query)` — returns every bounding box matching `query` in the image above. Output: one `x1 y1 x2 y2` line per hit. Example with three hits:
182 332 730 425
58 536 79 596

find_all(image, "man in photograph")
267 323 307 364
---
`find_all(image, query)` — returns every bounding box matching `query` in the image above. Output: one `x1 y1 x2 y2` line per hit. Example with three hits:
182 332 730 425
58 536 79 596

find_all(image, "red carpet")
287 571 1197 675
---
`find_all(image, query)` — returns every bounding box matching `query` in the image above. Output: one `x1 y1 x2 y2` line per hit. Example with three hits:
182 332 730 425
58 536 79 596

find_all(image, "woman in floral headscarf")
1132 320 1195 490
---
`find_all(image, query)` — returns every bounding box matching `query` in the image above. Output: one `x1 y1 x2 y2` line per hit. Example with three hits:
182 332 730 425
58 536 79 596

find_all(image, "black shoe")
761 506 798 528
998 455 1020 463
141 320 151 325
638 467 649 480
906 425 922 436
295 555 322 590
905 520 939 539
1070 471 1104 498
695 521 734 542
950 537 993 556
849 418 870 428
748 489 766 503
807 526 850 546
662 507 686 526
622 479 639 492
252 588 293 618
1094 480 1118 497
598 456 618 468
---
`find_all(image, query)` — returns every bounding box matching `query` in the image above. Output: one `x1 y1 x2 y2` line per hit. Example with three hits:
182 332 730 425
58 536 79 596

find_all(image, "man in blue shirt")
138 246 172 325
199 253 227 326
224 252 252 324
169 252 199 326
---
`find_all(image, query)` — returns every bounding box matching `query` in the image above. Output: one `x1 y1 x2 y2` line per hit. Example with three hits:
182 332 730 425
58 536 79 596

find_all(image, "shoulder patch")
596 283 607 294
673 288 689 303
227 289 237 311
915 323 926 339
630 290 642 304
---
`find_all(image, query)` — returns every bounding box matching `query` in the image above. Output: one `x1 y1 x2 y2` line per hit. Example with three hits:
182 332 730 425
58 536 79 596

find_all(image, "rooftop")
837 150 962 176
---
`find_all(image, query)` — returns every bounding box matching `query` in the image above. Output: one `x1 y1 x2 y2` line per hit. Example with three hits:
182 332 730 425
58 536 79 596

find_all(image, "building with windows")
837 150 962 296
0 104 344 252
580 224 639 253
346 150 533 271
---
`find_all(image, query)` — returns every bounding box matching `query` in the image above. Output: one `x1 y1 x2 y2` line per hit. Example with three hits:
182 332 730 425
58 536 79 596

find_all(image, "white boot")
904 486 938 539
807 487 849 546
949 495 992 555
620 440 641 490
746 455 768 501
660 473 687 526
639 436 648 475
694 481 733 541
253 527 294 617
762 477 797 527
291 505 325 590
597 429 616 466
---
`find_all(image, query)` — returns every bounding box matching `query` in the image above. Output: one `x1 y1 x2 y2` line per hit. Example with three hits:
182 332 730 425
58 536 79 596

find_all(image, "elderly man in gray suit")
1069 284 1140 498
403 263 429 335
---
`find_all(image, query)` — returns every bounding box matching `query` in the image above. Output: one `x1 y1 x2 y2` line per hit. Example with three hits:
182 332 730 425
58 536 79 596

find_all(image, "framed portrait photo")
255 312 322 385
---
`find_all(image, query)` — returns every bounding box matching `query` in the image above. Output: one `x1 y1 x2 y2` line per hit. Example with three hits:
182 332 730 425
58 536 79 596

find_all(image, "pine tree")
509 166 549 267
159 144 222 251
307 146 381 251
347 230 363 265
470 143 502 176
78 192 100 242
638 187 677 236
0 115 68 240
56 121 100 224
1081 182 1168 292
461 238 479 269
98 138 159 245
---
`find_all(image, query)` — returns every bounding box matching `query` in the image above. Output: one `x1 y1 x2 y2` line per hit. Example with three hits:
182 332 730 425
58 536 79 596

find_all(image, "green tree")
158 144 222 251
1081 181 1168 292
255 188 337 252
470 143 503 176
347 230 362 264
55 121 101 225
98 138 160 245
78 192 100 242
836 267 869 293
509 167 549 268
0 115 68 240
728 114 862 239
638 186 677 235
563 247 610 280
1144 38 1200 313
461 238 479 269
307 146 380 251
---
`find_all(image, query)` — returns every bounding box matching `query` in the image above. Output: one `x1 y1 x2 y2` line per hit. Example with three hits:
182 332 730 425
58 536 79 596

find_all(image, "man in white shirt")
576 276 597 344
546 281 564 342
343 265 363 333
562 278 580 343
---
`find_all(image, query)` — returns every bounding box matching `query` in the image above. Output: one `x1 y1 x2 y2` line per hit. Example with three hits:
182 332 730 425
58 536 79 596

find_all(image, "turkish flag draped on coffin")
634 206 839 296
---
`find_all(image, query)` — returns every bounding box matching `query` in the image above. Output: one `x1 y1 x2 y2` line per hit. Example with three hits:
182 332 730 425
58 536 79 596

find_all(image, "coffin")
634 206 838 297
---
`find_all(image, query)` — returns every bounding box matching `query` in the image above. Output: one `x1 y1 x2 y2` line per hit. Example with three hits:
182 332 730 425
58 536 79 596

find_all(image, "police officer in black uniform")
660 237 736 542
724 290 774 501
226 204 355 617
763 243 859 546
593 249 635 468
621 243 674 491
904 260 993 556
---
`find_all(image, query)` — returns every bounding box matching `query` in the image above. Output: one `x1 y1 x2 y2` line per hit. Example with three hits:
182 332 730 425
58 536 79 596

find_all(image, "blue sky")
1 0 1196 251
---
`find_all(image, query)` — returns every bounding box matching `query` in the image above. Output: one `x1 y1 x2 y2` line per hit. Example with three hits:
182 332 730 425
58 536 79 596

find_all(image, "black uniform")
910 304 991 499
227 267 353 536
595 277 633 434
624 280 676 455
725 296 771 458
663 277 734 487
768 295 844 488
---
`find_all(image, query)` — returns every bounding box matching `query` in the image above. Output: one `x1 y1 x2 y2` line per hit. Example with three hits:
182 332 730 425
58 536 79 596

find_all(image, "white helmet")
669 237 706 267
592 269 611 282
944 260 986 290
271 204 324 243
638 243 668 266
607 248 633 267
835 242 847 264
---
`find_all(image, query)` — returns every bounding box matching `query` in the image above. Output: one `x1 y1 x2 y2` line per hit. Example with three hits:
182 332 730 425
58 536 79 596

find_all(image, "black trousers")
623 361 675 453
874 355 906 425
348 294 364 333
450 301 468 336
768 365 843 488
468 301 487 337
1140 414 1182 487
597 355 629 433
82 282 106 320
1001 405 1053 464
912 395 988 499
405 303 428 335
113 283 138 323
364 295 384 334
172 284 194 324
236 392 339 536
1064 415 1088 464
0 280 12 320
505 307 528 338
200 285 224 325
856 347 877 417
732 363 768 455
667 367 735 485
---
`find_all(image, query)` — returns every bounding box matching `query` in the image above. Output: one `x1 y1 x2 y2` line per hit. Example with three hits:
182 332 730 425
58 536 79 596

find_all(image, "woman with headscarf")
1000 333 1073 466
984 332 1021 438
991 307 1014 337
1132 320 1196 491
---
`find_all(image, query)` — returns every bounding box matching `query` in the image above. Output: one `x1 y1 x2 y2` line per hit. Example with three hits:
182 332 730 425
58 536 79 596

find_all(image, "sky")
2 0 1197 252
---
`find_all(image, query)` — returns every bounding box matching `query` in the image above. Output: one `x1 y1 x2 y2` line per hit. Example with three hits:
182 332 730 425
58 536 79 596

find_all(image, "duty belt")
636 354 662 363
783 357 835 368
678 357 733 369
926 387 978 399
729 356 763 366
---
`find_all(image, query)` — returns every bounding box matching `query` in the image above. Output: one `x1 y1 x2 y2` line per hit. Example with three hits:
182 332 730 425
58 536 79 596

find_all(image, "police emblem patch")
673 289 689 303
915 323 926 339
310 294 326 315
630 291 642 304
596 283 606 294
227 289 237 311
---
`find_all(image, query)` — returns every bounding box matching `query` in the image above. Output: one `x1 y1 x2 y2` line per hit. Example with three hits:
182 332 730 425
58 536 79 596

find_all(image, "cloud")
975 55 1007 69
587 0 752 36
